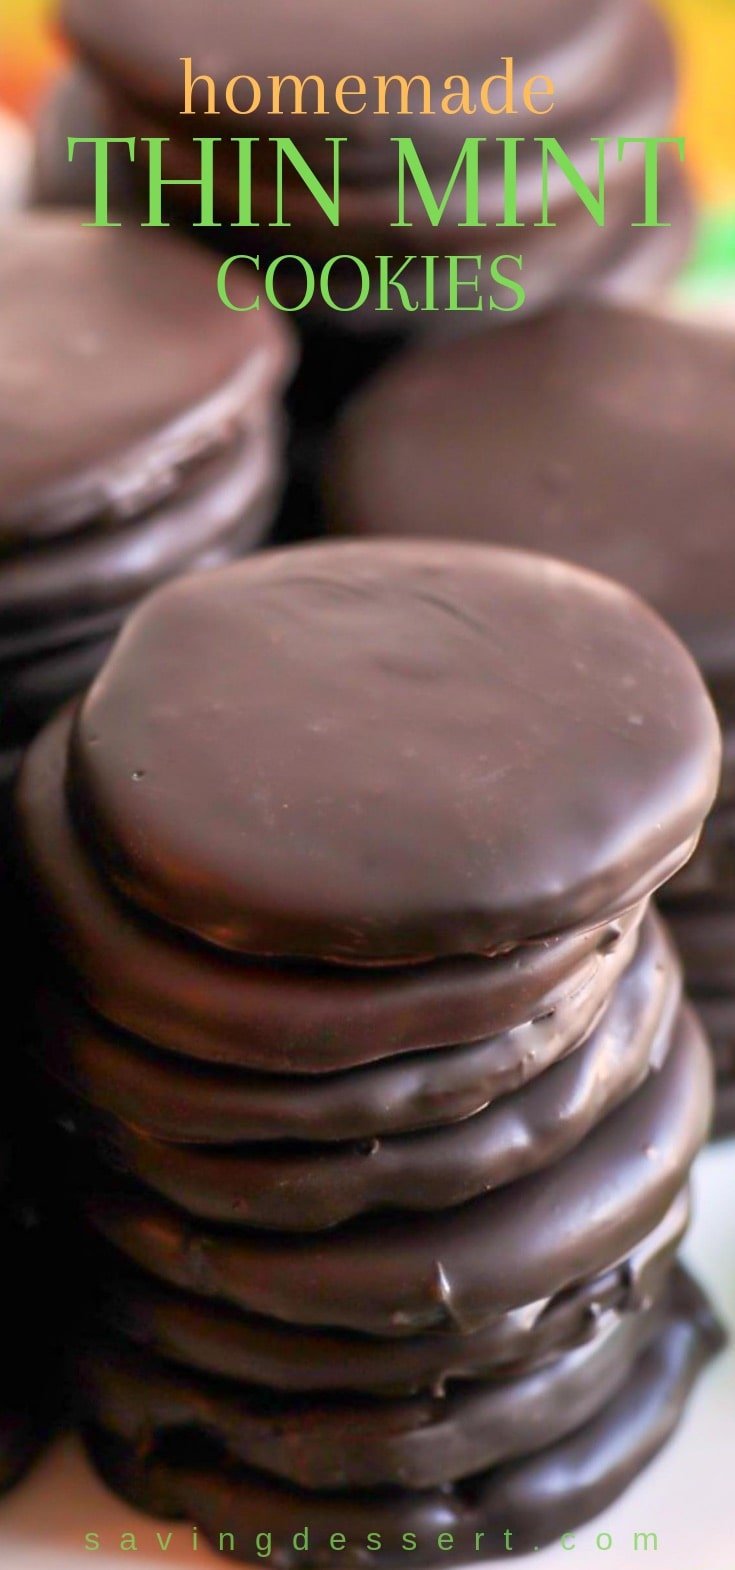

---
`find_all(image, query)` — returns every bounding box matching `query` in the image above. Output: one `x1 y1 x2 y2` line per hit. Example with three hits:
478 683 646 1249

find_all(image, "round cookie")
99 11 672 254
32 906 640 1143
90 95 686 327
91 1191 691 1394
19 706 648 1072
0 431 279 638
65 912 681 1230
76 1299 665 1492
324 305 735 1143
326 304 735 680
83 1008 712 1335
67 541 719 963
0 214 294 765
0 214 292 546
82 1269 723 1569
61 0 661 170
59 0 685 333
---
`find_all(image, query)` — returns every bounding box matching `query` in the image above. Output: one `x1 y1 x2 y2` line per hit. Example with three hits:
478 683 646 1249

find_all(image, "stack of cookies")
0 211 294 814
0 213 293 1483
35 0 694 550
19 541 722 1562
46 0 689 323
325 305 735 1133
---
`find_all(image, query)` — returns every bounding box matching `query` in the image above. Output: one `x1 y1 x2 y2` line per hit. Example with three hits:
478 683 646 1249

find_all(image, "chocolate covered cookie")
90 1191 692 1395
59 912 681 1230
327 304 735 1125
57 0 686 327
31 911 642 1143
18 539 721 1559
82 1269 722 1567
80 1008 712 1335
326 306 735 672
0 212 294 798
21 708 650 1071
76 1294 670 1491
66 542 718 963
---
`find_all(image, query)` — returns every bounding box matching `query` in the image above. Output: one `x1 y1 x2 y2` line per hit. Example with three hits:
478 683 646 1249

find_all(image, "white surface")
0 1141 733 1570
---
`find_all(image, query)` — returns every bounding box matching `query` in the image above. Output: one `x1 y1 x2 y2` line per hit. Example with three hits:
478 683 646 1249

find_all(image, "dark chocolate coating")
19 707 648 1071
103 42 672 256
31 906 640 1144
69 541 718 963
0 429 278 638
83 1008 712 1335
92 1191 691 1394
0 214 292 546
57 0 683 337
76 1299 664 1492
61 0 661 167
81 1268 723 1569
86 87 688 329
67 912 681 1230
326 305 735 680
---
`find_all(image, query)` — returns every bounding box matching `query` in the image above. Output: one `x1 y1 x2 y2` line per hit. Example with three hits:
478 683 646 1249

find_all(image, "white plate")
1 1139 733 1570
